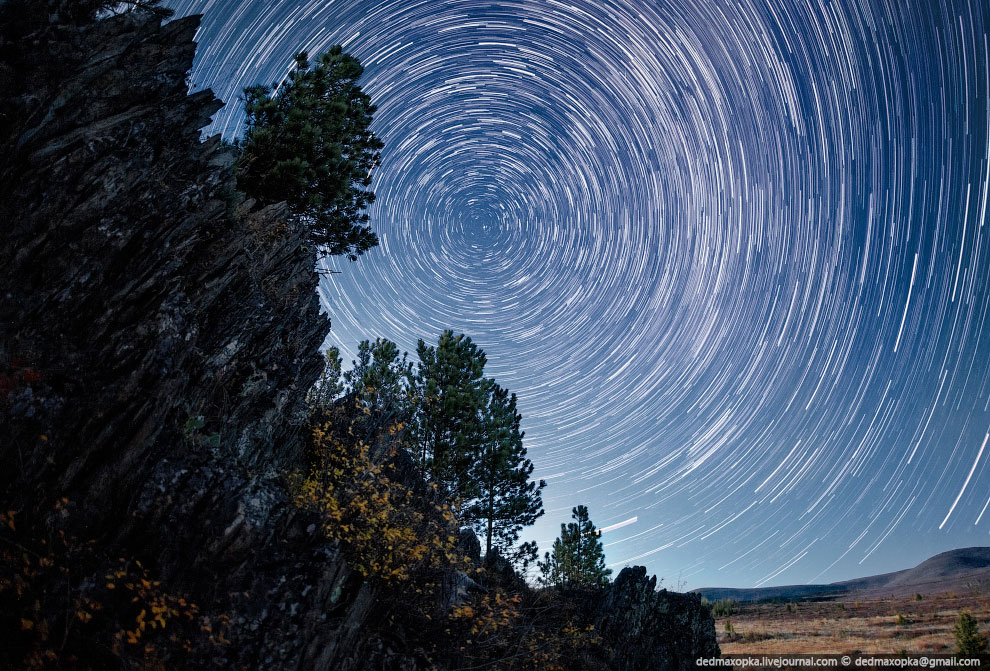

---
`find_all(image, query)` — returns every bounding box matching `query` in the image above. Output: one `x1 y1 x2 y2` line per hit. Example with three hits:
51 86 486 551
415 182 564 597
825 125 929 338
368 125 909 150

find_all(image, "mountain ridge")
693 547 990 602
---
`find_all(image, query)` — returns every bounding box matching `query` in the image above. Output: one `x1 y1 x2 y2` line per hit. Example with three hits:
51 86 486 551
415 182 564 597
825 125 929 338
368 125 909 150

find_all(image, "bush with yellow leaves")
291 414 460 583
444 588 523 659
432 576 604 671
0 501 226 670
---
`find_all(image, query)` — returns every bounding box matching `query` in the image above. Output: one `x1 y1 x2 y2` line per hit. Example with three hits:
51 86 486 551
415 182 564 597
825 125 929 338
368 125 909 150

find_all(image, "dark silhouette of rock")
595 566 720 671
0 5 379 668
458 527 482 564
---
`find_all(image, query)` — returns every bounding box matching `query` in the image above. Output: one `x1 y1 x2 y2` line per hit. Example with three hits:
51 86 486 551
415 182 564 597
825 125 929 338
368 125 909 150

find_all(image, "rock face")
0 4 381 668
0 6 325 504
596 567 720 671
0 4 718 669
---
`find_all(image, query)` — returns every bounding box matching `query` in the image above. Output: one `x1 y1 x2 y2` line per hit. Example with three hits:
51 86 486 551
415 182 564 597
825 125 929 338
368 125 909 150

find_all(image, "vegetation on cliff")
305 330 547 572
292 338 717 670
237 47 383 260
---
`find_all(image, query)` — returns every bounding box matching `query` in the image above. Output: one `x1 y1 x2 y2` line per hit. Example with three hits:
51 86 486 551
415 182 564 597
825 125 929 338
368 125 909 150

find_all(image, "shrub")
0 504 223 669
711 598 738 617
290 411 458 583
954 611 988 657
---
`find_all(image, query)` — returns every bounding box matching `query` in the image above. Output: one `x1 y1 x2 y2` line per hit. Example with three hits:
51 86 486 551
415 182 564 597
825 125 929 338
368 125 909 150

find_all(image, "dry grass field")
716 589 990 655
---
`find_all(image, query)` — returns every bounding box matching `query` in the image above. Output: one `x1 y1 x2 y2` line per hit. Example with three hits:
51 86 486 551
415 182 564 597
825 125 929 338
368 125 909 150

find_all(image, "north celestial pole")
167 0 990 589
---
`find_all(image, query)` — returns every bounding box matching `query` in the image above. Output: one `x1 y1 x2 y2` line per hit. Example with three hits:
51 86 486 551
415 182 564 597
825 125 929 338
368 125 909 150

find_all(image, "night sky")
166 0 990 589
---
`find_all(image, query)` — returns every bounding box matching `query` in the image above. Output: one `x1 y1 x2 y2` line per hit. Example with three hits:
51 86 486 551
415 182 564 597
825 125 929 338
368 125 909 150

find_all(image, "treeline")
302 331 617 589
305 332 546 569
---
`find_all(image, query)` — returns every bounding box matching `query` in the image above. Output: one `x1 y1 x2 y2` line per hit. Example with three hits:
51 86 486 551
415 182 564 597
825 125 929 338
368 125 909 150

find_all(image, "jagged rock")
0 8 327 508
482 549 531 593
595 566 720 671
457 527 482 563
438 570 487 614
0 5 379 669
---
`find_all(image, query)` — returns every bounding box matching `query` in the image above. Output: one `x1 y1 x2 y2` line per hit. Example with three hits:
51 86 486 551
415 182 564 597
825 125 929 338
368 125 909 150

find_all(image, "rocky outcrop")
596 566 720 671
0 5 325 505
0 4 378 668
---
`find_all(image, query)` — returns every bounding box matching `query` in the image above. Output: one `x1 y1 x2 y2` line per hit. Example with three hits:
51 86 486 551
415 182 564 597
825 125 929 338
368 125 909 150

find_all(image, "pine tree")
307 347 344 412
238 47 383 260
409 331 487 501
537 537 567 587
344 338 413 417
462 382 546 563
954 611 988 657
32 0 176 22
538 505 611 588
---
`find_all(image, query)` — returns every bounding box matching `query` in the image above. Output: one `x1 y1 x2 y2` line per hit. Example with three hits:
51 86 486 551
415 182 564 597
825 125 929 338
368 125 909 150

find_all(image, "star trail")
166 0 990 589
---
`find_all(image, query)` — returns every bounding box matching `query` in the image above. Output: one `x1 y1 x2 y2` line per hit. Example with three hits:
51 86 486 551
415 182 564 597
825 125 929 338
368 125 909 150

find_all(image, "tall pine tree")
538 505 611 588
463 382 546 564
409 331 487 501
238 47 383 260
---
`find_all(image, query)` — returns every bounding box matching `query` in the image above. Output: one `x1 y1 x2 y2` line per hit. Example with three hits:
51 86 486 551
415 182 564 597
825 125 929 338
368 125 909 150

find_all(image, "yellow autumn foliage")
291 419 458 583
0 499 225 669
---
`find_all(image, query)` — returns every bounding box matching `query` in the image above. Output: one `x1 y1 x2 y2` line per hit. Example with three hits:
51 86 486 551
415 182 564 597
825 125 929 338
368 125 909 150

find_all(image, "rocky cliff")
0 4 369 667
0 3 718 668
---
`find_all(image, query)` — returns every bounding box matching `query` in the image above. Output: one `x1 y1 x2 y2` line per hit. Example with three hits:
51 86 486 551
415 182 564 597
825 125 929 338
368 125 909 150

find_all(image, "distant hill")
693 547 990 602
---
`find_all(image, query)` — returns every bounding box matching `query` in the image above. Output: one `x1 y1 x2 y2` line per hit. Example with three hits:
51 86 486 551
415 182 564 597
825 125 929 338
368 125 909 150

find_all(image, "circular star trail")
168 0 990 588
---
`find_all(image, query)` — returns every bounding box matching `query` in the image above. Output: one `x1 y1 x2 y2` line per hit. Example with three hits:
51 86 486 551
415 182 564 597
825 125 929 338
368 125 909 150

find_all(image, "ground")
716 587 990 655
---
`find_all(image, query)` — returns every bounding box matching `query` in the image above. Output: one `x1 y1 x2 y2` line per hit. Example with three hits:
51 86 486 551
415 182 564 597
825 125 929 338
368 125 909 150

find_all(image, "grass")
716 589 990 655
